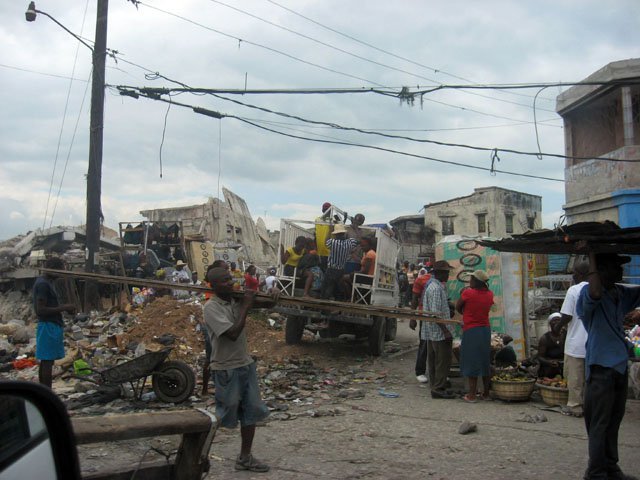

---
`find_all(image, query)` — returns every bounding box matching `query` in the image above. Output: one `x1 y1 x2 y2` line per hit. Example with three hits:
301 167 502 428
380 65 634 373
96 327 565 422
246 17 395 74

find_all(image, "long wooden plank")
72 410 212 444
41 268 459 325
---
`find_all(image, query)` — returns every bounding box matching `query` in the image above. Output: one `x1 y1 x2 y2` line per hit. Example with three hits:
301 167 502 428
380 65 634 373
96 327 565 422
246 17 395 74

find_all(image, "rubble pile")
0 293 398 417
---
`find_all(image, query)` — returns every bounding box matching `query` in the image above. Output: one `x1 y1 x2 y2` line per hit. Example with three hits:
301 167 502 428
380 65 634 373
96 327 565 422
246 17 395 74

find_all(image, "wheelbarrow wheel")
152 360 195 403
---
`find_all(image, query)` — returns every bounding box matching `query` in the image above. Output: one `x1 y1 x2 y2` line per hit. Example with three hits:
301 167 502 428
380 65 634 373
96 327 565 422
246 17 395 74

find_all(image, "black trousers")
583 365 628 480
415 336 428 376
321 267 345 300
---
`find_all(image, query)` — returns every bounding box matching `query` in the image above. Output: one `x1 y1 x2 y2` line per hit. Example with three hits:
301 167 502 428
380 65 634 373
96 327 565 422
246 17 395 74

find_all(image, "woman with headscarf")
456 270 494 403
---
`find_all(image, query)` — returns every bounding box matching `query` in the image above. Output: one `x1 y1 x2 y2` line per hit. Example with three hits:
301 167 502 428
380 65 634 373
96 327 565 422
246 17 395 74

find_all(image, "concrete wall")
424 187 542 242
140 188 276 266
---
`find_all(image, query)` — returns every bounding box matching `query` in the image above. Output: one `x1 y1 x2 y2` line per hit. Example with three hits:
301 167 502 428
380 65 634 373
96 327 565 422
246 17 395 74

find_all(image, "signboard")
436 236 526 359
189 241 215 282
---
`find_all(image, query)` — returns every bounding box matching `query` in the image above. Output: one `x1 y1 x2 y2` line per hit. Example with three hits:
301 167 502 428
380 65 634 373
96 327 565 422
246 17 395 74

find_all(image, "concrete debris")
516 413 548 423
458 421 478 435
1 289 397 419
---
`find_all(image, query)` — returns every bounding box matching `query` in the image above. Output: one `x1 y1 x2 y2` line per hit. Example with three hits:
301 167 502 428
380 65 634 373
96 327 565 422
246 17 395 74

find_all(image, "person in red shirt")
243 265 260 291
455 269 494 402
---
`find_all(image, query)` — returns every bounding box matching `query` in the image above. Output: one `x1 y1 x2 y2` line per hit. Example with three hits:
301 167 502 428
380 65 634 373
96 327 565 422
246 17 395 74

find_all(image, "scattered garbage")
516 413 548 423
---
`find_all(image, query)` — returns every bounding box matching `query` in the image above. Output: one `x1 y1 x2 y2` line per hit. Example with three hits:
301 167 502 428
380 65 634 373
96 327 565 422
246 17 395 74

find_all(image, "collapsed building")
139 188 277 277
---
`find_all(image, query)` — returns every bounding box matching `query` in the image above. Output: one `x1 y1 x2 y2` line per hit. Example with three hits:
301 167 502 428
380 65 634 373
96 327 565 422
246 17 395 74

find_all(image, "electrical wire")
136 2 562 125
117 89 567 181
206 0 556 112
264 0 555 103
42 0 90 230
49 69 93 228
158 99 172 178
116 85 640 162
0 63 88 82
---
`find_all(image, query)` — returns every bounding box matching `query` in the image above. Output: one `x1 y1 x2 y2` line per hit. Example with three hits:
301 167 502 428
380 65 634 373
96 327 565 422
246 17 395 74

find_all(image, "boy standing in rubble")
203 267 276 472
33 257 76 389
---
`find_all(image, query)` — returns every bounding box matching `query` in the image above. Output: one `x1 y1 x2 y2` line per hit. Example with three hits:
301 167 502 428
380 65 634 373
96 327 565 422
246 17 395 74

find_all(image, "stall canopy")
478 221 640 255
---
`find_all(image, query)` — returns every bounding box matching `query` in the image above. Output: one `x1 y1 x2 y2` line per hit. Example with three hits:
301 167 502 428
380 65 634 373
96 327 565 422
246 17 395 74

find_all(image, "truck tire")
384 317 397 341
368 316 386 356
285 316 305 344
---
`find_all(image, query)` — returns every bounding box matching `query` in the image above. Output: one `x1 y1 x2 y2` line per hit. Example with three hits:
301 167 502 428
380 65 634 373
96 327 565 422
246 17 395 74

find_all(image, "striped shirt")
325 238 358 269
420 278 455 341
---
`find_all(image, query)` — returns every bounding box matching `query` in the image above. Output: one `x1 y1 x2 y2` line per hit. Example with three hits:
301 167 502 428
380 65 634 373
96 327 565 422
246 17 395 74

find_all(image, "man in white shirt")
560 262 589 417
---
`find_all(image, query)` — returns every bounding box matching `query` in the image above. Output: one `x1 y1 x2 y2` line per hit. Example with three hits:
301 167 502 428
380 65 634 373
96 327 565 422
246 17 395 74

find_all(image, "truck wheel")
285 316 305 344
152 360 195 403
368 316 386 356
384 317 397 341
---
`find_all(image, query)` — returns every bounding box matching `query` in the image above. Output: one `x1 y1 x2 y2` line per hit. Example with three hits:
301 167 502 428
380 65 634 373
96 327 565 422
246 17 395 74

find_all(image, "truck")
273 206 401 356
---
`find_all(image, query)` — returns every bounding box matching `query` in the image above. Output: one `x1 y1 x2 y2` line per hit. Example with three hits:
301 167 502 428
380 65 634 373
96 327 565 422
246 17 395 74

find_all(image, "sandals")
235 454 270 473
462 394 477 403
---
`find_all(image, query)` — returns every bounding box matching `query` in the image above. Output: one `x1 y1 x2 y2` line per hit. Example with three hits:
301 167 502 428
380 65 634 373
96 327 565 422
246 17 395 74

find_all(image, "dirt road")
74 319 639 479
204 320 639 480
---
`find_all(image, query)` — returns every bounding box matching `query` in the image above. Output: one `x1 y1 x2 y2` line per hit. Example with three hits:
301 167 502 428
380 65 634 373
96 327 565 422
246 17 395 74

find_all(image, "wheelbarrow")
77 347 196 403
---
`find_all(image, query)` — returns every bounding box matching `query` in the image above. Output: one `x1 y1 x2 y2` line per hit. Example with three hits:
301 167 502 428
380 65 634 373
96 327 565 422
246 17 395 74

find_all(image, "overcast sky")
1 0 638 240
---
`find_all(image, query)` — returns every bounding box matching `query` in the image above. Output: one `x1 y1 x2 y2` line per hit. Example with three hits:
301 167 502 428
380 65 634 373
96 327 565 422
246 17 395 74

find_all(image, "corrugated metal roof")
479 221 640 254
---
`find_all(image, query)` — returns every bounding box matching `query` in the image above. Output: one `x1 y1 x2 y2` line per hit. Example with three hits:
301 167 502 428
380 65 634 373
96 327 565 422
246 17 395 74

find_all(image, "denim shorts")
214 362 269 428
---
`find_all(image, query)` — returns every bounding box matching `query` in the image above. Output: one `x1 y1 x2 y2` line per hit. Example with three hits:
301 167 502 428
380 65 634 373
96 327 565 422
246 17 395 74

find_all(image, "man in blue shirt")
577 252 640 480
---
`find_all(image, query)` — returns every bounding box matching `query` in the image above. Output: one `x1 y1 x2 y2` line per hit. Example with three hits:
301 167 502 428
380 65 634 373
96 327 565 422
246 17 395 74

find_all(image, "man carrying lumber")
203 267 275 473
578 252 640 480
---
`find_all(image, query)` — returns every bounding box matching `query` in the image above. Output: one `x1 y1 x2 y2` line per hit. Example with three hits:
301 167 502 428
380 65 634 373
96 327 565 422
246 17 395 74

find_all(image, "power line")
264 0 555 103
137 1 384 86
0 63 88 82
42 0 91 229
135 2 560 125
117 88 566 182
206 0 556 112
117 83 563 127
116 85 638 163
123 86 569 158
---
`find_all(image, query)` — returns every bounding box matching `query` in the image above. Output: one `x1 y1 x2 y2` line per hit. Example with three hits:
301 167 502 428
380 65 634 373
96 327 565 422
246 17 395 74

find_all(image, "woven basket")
537 384 569 406
491 379 536 401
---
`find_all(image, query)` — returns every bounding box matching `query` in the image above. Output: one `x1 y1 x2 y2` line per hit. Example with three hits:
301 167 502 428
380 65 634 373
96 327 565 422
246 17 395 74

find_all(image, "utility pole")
84 0 109 308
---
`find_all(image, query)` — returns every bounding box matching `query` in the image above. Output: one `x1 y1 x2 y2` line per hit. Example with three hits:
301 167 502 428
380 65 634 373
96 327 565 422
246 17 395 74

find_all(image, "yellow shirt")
285 247 305 267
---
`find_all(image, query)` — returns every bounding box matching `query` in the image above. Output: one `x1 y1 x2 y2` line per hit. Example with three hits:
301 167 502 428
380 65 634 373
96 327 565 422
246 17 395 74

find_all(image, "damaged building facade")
424 187 542 243
556 57 640 281
140 188 277 269
389 215 436 265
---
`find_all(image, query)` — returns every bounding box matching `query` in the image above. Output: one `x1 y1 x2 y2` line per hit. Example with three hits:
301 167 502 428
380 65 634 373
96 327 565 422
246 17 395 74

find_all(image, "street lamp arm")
26 4 94 52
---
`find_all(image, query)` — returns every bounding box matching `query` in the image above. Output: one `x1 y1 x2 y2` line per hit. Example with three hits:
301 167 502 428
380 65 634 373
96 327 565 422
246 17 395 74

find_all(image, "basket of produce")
491 371 536 401
537 377 569 407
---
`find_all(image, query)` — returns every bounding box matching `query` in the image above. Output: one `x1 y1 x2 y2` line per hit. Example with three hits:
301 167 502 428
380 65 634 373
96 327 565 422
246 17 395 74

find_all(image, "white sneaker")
416 375 429 383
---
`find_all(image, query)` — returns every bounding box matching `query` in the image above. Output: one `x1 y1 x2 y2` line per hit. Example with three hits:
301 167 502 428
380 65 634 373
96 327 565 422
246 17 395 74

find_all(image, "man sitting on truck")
321 224 358 300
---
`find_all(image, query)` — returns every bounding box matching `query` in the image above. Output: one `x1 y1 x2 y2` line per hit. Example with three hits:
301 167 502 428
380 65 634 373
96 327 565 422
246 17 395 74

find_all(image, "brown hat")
432 260 453 271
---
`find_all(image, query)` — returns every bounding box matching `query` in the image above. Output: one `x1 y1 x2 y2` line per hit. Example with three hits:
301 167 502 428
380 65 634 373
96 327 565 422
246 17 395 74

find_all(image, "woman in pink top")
455 270 494 403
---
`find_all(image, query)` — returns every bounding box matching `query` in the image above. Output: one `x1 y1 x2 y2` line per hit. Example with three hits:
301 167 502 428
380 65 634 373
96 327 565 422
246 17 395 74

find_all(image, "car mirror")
0 381 81 480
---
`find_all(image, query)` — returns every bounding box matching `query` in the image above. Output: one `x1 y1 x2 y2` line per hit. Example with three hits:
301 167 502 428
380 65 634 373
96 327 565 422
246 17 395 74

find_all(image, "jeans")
583 365 628 479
